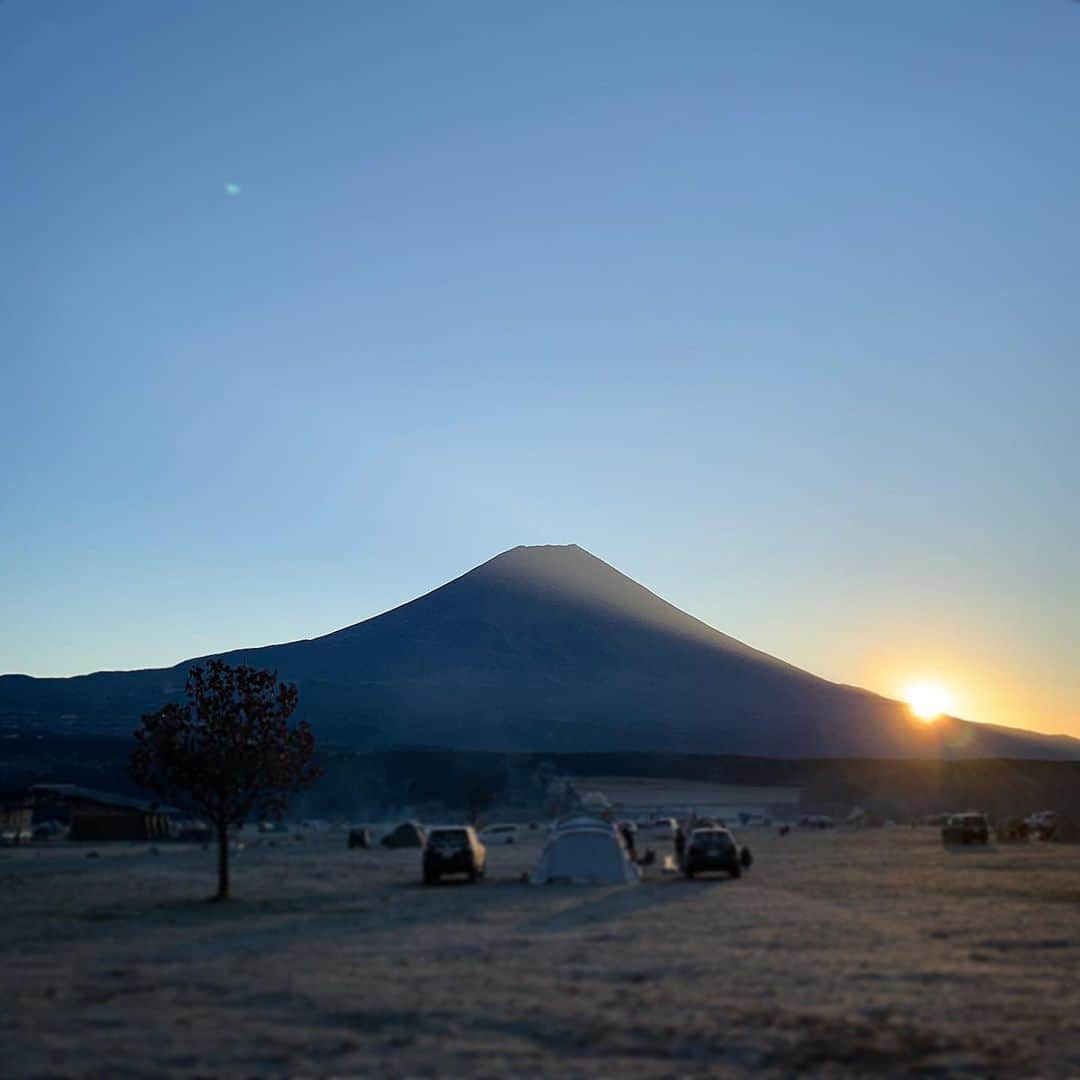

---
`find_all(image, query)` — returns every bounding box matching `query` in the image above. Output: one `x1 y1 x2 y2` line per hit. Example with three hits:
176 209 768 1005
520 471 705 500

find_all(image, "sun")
906 682 952 722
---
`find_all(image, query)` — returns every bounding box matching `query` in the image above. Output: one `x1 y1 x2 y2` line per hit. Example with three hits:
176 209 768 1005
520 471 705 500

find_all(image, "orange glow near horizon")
905 682 953 723
839 641 1072 738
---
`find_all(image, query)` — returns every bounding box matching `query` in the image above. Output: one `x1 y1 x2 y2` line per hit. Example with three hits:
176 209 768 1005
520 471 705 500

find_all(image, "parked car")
423 826 487 884
174 821 212 844
651 817 677 834
683 826 747 879
479 823 518 845
941 812 990 846
32 819 64 841
1025 810 1059 840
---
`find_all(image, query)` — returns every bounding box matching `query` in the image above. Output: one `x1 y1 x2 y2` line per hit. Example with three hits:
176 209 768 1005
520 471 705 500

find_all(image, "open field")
3 827 1080 1077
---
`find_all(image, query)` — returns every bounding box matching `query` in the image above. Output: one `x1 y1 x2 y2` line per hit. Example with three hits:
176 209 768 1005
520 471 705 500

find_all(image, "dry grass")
3 826 1079 1077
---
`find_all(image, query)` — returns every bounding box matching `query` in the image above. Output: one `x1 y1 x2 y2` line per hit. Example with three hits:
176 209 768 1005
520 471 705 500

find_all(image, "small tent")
531 815 641 885
381 820 425 848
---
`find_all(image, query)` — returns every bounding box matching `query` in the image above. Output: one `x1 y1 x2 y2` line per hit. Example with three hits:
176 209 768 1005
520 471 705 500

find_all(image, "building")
30 784 175 842
577 777 803 824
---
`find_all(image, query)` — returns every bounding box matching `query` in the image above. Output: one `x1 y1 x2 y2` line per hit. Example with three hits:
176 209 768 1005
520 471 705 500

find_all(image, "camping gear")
531 814 641 885
1046 815 1080 843
380 820 425 848
995 818 1030 843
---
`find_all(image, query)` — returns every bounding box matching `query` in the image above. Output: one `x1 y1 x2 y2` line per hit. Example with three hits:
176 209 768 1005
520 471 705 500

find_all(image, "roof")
30 784 177 814
552 813 615 831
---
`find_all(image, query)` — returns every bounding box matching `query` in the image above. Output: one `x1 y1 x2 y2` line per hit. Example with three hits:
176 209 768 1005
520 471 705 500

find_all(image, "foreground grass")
2 827 1079 1077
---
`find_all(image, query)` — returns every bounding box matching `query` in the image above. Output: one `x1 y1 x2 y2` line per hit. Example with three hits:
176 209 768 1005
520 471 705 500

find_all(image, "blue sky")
2 1 1077 736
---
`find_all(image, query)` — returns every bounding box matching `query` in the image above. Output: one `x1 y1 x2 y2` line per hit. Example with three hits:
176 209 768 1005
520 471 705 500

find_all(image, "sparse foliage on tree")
130 660 321 900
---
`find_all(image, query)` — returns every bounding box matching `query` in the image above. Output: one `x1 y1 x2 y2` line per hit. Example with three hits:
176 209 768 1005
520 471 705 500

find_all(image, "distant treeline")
3 735 1079 822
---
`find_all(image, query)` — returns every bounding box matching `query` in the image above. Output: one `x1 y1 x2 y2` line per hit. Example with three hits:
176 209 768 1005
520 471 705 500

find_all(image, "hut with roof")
30 784 174 842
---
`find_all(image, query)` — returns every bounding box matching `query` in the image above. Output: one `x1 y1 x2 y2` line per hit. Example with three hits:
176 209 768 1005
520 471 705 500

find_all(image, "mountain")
2 544 1076 758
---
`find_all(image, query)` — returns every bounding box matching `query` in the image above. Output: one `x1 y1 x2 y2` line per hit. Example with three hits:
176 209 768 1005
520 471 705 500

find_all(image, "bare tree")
131 660 321 900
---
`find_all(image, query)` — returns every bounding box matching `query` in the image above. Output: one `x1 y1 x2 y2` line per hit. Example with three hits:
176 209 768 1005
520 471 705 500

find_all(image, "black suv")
941 812 990 846
422 826 487 885
684 827 746 879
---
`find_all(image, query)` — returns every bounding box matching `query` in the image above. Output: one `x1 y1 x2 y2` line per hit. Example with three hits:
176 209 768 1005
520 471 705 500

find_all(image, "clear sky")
2 1 1077 737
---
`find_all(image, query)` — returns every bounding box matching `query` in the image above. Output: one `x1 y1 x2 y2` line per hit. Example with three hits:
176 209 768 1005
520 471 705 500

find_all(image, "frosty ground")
3 827 1079 1077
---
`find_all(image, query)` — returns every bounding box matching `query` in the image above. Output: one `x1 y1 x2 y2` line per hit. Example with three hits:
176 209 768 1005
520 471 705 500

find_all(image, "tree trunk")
214 821 230 901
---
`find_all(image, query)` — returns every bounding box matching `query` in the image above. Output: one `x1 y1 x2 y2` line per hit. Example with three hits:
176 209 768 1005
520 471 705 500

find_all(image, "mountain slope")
1 544 1075 758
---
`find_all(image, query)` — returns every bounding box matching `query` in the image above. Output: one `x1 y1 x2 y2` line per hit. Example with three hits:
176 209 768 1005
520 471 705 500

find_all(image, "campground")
3 826 1080 1077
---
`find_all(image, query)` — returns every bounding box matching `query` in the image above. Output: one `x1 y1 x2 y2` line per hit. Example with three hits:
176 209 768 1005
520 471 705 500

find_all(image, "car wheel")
684 868 695 879
424 871 438 886
729 861 742 879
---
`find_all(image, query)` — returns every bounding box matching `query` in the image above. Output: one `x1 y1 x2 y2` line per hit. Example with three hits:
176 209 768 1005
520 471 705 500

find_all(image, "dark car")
423 826 487 885
684 826 746 879
941 812 990 846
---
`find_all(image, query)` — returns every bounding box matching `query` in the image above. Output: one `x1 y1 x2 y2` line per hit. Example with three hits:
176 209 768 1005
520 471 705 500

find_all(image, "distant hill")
2 544 1076 759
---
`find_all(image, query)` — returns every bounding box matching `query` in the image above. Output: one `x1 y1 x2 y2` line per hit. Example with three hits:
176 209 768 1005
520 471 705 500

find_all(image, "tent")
381 820 425 848
348 826 371 849
531 815 641 885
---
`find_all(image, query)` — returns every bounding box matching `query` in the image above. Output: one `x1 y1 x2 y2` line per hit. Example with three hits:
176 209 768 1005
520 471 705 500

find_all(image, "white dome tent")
531 814 641 885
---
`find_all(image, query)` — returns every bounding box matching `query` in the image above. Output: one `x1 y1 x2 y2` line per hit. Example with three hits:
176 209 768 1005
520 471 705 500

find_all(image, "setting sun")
906 682 953 722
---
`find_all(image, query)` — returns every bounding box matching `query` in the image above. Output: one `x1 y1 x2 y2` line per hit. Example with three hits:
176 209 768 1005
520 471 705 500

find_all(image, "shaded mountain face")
1 544 1075 759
